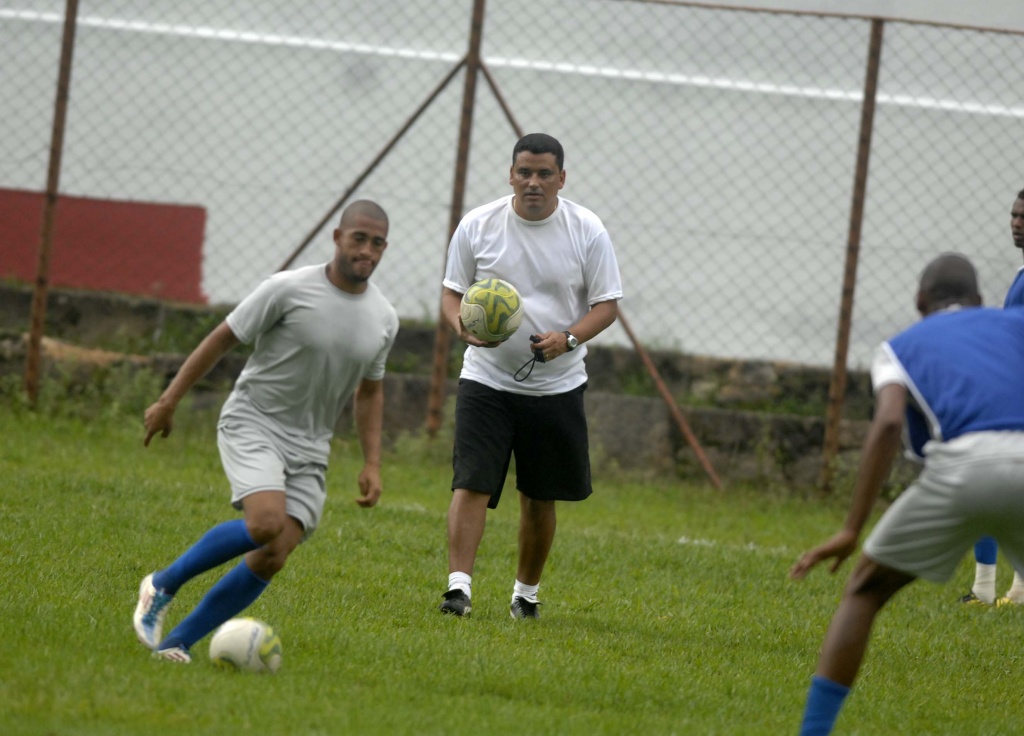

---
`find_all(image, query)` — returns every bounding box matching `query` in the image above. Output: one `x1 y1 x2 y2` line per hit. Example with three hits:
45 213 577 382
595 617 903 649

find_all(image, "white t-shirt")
221 263 399 465
444 195 623 395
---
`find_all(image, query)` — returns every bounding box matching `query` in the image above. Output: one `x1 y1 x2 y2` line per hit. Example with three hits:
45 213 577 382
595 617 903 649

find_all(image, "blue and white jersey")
871 307 1024 460
1004 266 1024 308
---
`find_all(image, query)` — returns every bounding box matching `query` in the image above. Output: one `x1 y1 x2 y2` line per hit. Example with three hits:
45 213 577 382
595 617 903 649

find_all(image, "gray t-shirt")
221 263 398 465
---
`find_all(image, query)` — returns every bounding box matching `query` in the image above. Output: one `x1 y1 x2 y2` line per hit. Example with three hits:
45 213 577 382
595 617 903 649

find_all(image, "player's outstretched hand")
789 528 858 580
143 400 175 446
356 466 382 508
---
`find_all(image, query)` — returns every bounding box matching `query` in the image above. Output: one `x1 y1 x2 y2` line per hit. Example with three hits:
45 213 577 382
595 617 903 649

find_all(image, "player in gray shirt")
133 200 398 663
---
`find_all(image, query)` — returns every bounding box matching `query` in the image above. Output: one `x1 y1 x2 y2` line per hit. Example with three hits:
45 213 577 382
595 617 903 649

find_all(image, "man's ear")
915 290 928 316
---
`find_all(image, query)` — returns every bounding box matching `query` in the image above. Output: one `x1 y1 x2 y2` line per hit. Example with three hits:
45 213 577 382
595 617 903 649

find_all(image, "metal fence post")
426 0 487 437
819 18 885 492
24 0 80 405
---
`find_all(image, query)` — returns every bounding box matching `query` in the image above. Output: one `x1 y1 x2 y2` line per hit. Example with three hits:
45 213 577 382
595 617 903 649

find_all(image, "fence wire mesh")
4 1 1024 376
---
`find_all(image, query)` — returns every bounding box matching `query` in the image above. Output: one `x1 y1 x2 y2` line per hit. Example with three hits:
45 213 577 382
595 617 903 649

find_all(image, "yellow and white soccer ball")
460 278 524 343
209 617 282 674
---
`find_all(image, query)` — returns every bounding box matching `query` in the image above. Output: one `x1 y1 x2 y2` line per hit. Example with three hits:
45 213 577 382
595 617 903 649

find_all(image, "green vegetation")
1 379 1019 735
145 306 236 356
681 391 830 417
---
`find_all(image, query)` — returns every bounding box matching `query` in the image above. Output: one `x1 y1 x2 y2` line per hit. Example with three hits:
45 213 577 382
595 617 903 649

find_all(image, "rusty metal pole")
819 18 885 492
618 312 723 489
278 59 466 272
25 0 80 405
479 62 523 139
426 0 487 437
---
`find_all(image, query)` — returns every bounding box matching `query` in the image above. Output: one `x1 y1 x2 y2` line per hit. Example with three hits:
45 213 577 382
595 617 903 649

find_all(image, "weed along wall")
0 283 876 488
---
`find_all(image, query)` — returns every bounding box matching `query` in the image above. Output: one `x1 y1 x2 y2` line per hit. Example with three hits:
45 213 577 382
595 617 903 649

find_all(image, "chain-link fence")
5 1 1024 368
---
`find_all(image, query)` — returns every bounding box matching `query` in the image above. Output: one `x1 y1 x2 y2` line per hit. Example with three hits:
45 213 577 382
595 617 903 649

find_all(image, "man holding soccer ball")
437 133 623 619
133 200 397 663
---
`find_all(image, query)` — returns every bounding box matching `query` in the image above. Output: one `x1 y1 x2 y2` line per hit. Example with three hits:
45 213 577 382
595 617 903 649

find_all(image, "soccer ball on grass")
208 617 282 674
460 278 524 343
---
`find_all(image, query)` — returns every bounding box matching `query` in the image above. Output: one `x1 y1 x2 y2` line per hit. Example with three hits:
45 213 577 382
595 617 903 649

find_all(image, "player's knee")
521 495 555 518
249 546 290 579
245 511 287 546
844 561 910 604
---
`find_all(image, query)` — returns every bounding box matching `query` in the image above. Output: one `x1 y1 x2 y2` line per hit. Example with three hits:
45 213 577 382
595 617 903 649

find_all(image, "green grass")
1 383 1022 735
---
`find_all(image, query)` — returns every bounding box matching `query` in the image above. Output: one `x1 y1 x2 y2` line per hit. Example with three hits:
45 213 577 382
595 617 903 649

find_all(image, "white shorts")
217 420 327 534
863 432 1024 582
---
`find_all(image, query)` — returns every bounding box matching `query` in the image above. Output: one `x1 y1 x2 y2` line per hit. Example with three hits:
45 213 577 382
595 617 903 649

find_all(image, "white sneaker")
153 646 191 664
133 573 173 650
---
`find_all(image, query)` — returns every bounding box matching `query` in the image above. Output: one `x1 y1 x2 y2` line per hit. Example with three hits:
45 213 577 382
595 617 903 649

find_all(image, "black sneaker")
510 596 541 620
439 589 472 617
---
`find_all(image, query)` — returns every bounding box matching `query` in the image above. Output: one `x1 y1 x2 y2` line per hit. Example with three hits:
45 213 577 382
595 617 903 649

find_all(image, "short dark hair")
918 253 980 312
1017 187 1024 200
338 199 389 231
512 133 564 170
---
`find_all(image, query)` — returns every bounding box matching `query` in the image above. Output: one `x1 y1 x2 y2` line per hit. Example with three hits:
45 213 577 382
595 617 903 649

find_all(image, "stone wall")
1 283 878 488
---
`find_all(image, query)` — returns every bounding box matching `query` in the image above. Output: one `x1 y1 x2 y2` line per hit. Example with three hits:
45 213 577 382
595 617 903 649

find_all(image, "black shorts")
452 379 592 509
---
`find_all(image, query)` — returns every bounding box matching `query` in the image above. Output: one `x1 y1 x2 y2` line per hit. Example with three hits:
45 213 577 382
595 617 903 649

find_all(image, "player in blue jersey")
132 200 398 663
1002 188 1024 307
960 188 1024 606
790 253 1024 735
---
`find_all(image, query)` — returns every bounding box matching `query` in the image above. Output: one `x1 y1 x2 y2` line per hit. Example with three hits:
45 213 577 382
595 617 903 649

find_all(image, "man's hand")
529 331 573 362
789 528 859 580
141 321 240 448
143 399 176 446
356 465 383 508
443 286 502 348
459 322 504 349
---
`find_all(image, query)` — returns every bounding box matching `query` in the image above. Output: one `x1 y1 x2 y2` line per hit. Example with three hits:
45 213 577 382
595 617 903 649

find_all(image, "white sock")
1005 570 1024 601
973 563 997 603
513 579 539 603
448 572 471 597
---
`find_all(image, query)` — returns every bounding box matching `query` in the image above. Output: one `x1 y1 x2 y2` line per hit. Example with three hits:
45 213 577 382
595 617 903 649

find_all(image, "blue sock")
153 520 259 595
158 561 269 651
799 675 850 736
975 536 998 565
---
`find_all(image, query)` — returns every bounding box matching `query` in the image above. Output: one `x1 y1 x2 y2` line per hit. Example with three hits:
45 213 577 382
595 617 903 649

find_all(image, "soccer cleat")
133 573 174 649
996 596 1024 608
958 592 991 606
510 596 541 620
153 645 192 664
439 589 472 617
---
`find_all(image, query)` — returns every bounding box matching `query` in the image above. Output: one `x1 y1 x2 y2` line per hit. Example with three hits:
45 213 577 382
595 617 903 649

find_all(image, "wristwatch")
563 331 579 351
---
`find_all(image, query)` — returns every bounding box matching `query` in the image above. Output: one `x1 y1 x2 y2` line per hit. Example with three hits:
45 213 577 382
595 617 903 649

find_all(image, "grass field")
1 378 1022 735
